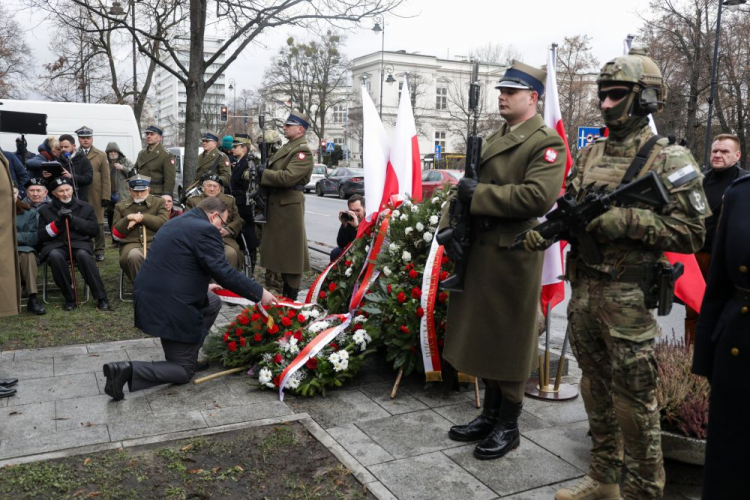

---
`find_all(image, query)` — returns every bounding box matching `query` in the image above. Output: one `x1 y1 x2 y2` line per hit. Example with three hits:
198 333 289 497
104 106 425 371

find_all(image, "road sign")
577 126 601 150
326 142 335 153
435 144 442 160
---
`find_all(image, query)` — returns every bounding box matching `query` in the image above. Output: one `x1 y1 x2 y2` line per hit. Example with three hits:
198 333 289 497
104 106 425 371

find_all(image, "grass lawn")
0 421 375 500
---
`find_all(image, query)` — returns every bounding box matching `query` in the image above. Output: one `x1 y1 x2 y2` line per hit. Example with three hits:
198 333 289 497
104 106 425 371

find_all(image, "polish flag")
390 75 422 202
359 86 397 237
540 46 574 315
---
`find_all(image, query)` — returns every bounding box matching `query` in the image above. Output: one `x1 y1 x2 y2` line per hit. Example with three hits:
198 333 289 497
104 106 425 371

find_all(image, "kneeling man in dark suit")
102 196 275 400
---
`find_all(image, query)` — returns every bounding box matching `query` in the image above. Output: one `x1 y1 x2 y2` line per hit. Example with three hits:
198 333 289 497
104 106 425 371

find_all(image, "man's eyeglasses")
597 87 632 102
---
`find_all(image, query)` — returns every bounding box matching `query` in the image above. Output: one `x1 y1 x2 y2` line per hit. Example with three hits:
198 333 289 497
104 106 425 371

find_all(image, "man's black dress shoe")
195 360 210 372
95 254 105 262
103 362 132 401
0 378 18 387
97 299 110 311
0 386 17 398
27 296 46 315
63 301 77 311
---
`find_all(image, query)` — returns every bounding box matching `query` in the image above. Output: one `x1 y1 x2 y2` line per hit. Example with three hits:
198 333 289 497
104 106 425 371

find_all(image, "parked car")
421 169 464 198
315 167 365 199
305 164 328 193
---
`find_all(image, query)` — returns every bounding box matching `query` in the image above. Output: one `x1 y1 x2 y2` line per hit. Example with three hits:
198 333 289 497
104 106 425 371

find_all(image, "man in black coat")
102 196 275 400
37 177 109 311
40 134 93 202
692 174 750 499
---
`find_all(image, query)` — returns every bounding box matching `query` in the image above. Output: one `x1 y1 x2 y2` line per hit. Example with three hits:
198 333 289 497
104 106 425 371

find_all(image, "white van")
0 99 142 161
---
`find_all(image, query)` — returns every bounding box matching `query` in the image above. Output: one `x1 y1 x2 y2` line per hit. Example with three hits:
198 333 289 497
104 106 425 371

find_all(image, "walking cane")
142 225 148 258
65 217 79 305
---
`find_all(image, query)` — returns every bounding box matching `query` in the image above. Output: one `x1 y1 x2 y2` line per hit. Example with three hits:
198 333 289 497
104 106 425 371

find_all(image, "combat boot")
448 384 500 442
282 283 299 302
26 295 46 315
473 397 522 460
554 475 621 500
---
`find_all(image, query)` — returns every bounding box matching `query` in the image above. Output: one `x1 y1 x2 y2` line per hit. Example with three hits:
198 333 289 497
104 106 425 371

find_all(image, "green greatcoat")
185 193 244 258
439 114 567 382
86 146 111 223
134 143 176 196
196 148 231 187
112 195 168 276
259 135 314 274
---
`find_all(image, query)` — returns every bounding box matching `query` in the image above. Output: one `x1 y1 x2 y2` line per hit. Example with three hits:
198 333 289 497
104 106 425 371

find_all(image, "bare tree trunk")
183 0 208 186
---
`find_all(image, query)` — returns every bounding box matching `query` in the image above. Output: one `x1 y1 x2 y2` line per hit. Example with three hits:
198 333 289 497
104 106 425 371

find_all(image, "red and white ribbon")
349 211 391 311
278 314 351 401
305 244 352 304
419 235 444 381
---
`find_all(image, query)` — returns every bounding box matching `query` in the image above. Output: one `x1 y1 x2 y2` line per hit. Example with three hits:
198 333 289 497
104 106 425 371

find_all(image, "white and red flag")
540 45 574 314
390 75 422 202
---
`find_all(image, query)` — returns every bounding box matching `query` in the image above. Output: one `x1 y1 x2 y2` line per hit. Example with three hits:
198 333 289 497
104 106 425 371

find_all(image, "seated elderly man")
186 173 244 269
23 178 51 209
37 176 109 311
112 175 168 281
14 184 45 315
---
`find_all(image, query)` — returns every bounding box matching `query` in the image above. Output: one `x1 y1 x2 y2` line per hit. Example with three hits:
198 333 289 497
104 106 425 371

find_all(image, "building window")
436 87 447 110
333 138 343 145
333 104 346 123
435 131 446 151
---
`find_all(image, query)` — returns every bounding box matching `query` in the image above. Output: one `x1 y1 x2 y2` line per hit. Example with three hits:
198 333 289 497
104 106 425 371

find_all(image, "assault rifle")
436 60 482 292
251 114 268 224
511 171 670 263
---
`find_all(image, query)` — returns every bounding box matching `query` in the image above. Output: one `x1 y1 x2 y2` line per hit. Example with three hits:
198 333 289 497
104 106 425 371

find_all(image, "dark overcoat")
133 209 263 344
185 193 243 257
37 197 99 261
59 153 93 202
692 175 750 500
440 114 566 381
259 135 313 274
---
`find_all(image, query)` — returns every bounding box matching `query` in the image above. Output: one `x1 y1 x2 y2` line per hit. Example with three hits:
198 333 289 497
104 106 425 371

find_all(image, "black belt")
150 180 164 186
576 263 649 283
474 216 534 232
270 185 305 194
734 286 750 303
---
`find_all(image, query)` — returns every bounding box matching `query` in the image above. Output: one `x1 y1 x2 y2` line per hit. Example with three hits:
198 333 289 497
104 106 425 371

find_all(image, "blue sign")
577 127 602 150
434 144 442 160
326 142 335 153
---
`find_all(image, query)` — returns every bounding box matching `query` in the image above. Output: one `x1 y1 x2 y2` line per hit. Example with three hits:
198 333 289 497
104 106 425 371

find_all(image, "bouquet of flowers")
256 312 376 397
311 235 370 313
203 304 323 368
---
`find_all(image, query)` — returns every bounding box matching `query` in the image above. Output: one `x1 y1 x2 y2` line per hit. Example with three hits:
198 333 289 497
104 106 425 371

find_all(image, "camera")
340 211 353 222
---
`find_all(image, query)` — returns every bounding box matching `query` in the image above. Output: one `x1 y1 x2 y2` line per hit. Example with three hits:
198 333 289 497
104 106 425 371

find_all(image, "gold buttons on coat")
739 265 748 273
742 306 749 315
731 348 740 357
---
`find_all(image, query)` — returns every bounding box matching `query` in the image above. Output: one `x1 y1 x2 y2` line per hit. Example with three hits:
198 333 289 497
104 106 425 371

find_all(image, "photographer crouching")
330 194 365 262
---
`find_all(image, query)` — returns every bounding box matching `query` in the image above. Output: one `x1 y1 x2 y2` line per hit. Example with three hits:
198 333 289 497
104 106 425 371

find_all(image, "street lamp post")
372 17 386 118
703 0 747 168
108 0 140 108
228 78 236 133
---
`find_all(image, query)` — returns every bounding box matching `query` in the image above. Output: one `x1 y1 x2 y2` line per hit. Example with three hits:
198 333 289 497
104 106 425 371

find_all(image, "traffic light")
220 106 228 122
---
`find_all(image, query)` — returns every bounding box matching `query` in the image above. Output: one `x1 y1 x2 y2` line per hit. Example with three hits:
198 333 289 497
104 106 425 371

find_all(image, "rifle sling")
618 135 663 187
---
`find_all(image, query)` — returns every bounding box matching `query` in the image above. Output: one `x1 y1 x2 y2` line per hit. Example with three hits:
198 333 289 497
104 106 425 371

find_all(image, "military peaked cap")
145 125 163 136
495 61 546 96
202 132 219 142
75 126 93 137
128 174 151 191
284 109 311 129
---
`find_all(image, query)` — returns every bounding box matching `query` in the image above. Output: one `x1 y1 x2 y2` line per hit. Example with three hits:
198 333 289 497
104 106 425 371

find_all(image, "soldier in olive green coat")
196 132 231 187
526 49 708 500
440 62 567 462
76 126 111 260
112 176 168 281
259 110 314 300
134 125 176 196
185 174 244 269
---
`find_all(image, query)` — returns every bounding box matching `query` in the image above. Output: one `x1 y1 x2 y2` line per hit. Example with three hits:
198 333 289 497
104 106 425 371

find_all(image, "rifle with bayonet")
436 60 482 292
250 115 268 224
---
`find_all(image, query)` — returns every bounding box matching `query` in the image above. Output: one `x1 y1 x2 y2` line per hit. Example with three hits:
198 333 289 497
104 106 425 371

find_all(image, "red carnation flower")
273 353 283 364
253 333 263 342
329 282 337 292
251 313 261 322
344 260 352 267
387 284 392 294
293 330 303 341
268 324 280 334
415 307 424 318
239 337 247 347
411 287 422 299
319 291 327 299
228 341 237 352
283 331 292 339
409 269 418 279
330 342 339 351
400 325 410 334
439 271 449 281
281 317 292 327
353 323 362 331
297 313 306 323
397 291 407 303
235 328 243 336
438 292 448 303
287 310 296 319
238 315 250 325
273 375 282 387
442 255 450 264
223 333 229 342
306 358 318 370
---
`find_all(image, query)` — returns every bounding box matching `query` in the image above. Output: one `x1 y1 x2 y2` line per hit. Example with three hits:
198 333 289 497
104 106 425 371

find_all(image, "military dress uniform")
196 133 231 187
186 192 244 269
112 177 168 281
550 49 708 500
76 127 111 259
134 135 176 196
259 111 314 298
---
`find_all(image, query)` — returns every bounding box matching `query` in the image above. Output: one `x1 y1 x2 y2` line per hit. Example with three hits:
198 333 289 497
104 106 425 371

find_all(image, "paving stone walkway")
0 302 703 500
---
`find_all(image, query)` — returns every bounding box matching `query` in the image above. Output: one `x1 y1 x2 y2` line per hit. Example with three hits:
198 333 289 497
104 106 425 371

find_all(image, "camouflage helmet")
597 46 667 114
257 129 282 144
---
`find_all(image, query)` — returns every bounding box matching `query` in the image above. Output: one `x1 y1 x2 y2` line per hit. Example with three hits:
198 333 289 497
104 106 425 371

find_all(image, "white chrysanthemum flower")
286 373 302 389
338 350 350 360
363 332 372 343
383 266 392 277
405 227 413 236
284 338 300 355
403 200 412 207
432 197 439 204
309 309 321 318
416 222 424 232
352 330 366 344
429 215 439 225
345 267 353 277
365 245 370 252
308 321 330 334
266 382 276 389
332 360 345 372
262 353 273 363
339 359 349 370
328 352 341 364
336 330 348 343
258 367 273 384
392 210 401 218
354 315 367 324
402 250 412 262
300 309 311 319
400 214 408 221
389 243 400 254
423 231 433 243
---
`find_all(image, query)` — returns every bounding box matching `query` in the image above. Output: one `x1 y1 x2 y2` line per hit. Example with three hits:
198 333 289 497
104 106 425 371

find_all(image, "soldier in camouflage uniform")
525 48 708 500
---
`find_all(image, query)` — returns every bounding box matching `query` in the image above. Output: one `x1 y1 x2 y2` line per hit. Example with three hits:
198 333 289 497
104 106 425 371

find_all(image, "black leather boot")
473 397 522 460
27 295 46 315
103 362 133 401
448 384 501 442
282 283 299 301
